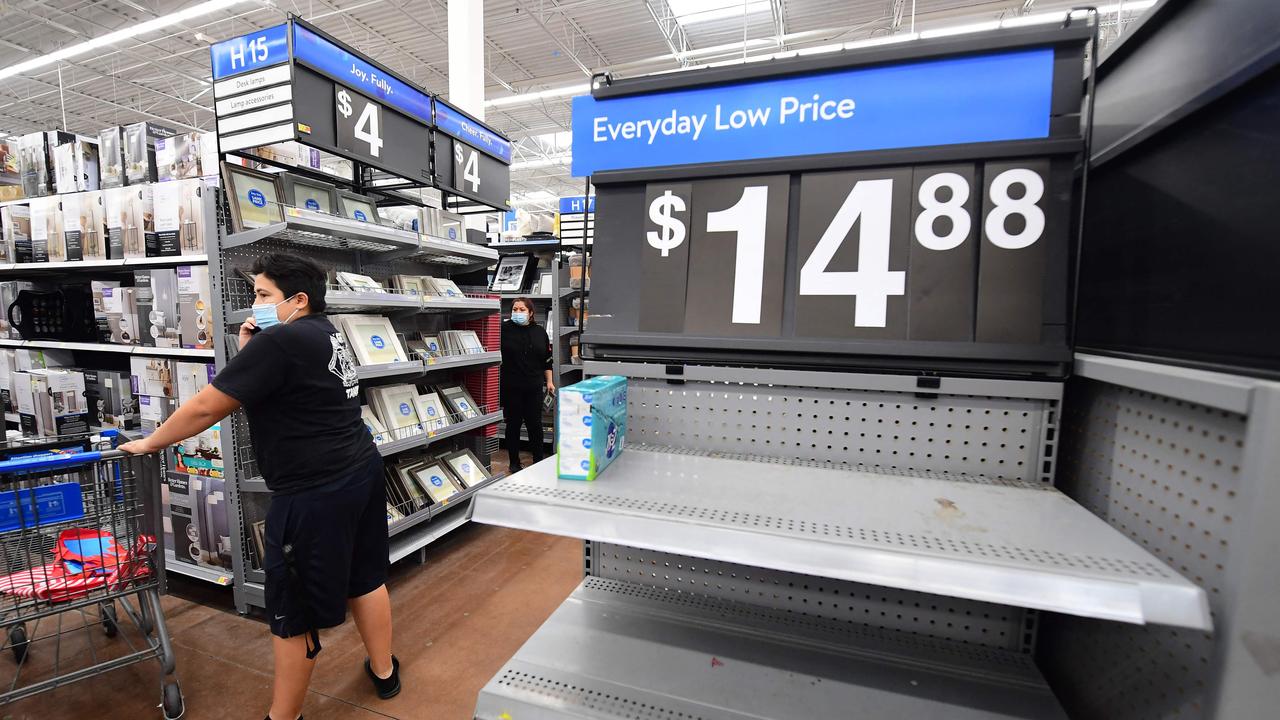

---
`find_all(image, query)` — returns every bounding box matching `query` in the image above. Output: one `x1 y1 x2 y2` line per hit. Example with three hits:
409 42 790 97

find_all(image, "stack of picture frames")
384 449 491 523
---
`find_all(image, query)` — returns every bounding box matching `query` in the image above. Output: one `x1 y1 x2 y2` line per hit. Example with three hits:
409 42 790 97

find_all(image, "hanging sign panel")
434 99 513 163
581 28 1088 368
210 20 435 183
287 22 433 182
572 47 1058 176
433 134 511 210
210 25 295 154
210 23 288 81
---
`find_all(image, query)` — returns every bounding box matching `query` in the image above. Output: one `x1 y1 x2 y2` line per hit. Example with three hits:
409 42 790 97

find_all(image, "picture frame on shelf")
335 189 381 225
537 270 554 295
413 391 450 431
369 383 423 439
337 315 408 365
427 277 465 301
490 254 533 292
280 174 340 215
441 448 489 489
220 162 285 232
392 459 431 512
439 384 480 420
360 405 388 444
408 460 462 504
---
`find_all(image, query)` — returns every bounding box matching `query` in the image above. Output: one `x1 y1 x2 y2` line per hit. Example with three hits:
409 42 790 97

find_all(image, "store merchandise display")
335 189 381 224
490 254 535 292
221 162 284 232
334 314 409 365
555 375 627 480
279 174 339 214
384 447 492 523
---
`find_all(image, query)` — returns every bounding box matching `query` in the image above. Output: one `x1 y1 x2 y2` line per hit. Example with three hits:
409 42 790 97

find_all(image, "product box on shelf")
556 375 628 481
82 368 137 430
28 196 62 263
61 191 106 262
134 269 180 347
0 282 30 338
90 280 121 341
12 371 38 436
0 349 13 413
149 178 204 256
102 186 127 260
53 139 99 194
177 265 212 349
156 132 215 182
131 355 176 398
123 121 171 186
101 285 140 345
138 393 176 435
14 347 71 372
98 127 124 189
2 205 31 263
174 362 222 477
29 368 89 437
17 131 72 198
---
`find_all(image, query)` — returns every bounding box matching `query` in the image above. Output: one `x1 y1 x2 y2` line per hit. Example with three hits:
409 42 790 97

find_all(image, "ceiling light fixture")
666 0 770 27
486 84 591 109
511 155 572 171
0 0 254 82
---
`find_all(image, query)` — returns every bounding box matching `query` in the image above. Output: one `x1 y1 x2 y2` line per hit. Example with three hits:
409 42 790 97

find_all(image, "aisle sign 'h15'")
575 27 1090 373
209 19 511 207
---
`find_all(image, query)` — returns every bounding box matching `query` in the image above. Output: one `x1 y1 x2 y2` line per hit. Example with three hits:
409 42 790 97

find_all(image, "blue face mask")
511 311 530 326
252 294 299 329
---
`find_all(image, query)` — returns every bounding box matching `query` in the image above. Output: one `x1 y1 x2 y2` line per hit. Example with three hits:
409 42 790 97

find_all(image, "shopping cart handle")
0 449 130 474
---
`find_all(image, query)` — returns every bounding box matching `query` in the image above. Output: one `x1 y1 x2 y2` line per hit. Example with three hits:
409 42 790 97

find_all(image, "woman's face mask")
511 310 530 326
252 294 300 329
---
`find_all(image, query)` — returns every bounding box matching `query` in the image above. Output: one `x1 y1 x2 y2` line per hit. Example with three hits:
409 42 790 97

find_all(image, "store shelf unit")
0 255 208 275
476 576 1067 720
215 200 503 613
474 361 1217 719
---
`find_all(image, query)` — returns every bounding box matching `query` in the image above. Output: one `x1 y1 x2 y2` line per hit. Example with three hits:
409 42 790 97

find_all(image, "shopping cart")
0 430 182 719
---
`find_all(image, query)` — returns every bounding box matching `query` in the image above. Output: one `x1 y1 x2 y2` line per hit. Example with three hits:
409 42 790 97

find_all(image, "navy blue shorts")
264 454 387 640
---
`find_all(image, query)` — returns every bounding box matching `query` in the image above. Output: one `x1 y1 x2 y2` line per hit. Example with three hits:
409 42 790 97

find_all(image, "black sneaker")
364 655 401 699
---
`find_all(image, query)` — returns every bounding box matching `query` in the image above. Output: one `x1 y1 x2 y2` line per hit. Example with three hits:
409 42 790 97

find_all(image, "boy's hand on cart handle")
119 438 163 455
239 316 258 349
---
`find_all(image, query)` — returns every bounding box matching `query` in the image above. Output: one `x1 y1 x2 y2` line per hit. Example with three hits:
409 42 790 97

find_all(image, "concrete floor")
3 450 582 720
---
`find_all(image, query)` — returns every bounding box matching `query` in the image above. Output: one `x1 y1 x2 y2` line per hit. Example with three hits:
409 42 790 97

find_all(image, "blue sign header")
559 196 596 214
434 99 512 164
571 48 1055 176
210 24 288 81
292 23 433 125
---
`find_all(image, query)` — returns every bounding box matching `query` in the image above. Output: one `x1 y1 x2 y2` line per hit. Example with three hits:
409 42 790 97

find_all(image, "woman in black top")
500 297 554 470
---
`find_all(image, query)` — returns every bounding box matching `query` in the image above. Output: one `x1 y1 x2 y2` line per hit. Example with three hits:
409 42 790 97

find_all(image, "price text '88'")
638 160 1066 345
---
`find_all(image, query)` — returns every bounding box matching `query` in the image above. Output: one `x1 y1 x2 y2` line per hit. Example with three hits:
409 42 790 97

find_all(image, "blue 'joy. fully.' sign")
292 23 433 125
571 47 1055 176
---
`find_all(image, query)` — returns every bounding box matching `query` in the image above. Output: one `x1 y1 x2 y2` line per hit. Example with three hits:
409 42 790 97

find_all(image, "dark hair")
510 297 536 320
252 252 327 312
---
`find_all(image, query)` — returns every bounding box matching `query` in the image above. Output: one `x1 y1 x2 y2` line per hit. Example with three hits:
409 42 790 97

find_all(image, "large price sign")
579 27 1086 369
630 160 1065 345
433 134 511 210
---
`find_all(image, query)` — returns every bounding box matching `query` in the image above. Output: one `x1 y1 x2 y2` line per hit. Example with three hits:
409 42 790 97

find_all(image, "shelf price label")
636 160 1060 343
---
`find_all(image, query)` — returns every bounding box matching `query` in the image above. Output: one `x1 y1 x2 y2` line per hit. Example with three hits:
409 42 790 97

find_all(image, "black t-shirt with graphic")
212 313 377 495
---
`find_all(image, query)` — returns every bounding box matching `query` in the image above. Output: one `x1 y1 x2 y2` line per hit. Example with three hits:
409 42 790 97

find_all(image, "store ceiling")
0 0 1154 206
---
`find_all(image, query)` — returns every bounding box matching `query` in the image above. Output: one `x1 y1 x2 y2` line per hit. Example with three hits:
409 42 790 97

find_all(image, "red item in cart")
0 533 154 602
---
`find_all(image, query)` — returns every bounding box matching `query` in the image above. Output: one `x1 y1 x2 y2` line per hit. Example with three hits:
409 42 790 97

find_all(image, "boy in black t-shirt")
121 253 400 719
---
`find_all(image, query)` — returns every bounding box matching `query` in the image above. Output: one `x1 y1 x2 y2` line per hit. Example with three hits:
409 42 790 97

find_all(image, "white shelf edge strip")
1074 352 1262 415
473 448 1212 630
0 338 212 358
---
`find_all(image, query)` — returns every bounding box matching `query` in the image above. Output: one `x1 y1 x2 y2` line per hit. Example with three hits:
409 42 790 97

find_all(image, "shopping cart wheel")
8 625 28 663
162 681 184 720
101 603 118 638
